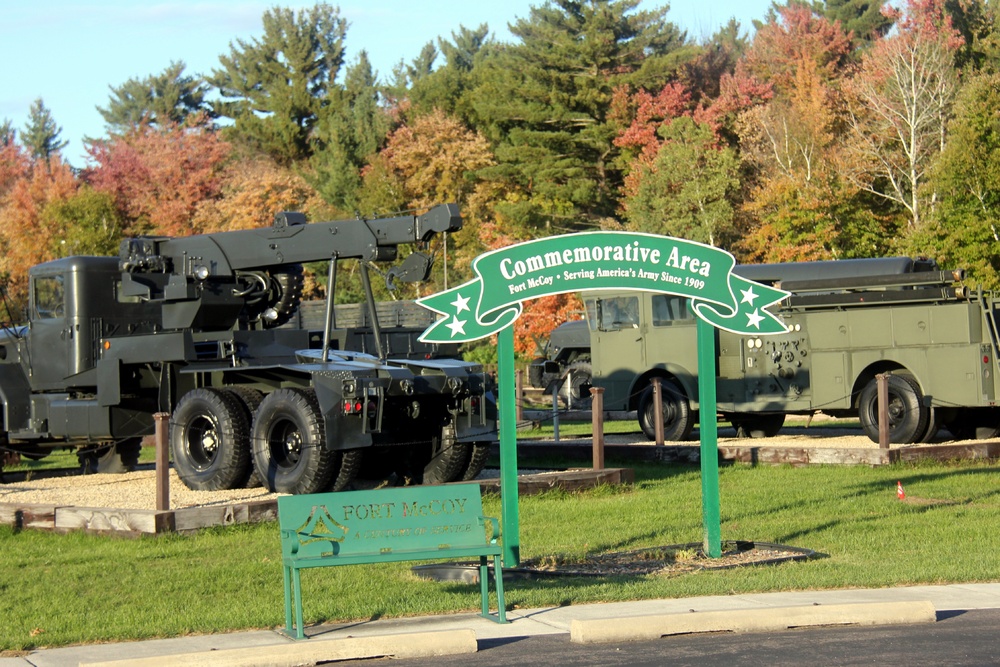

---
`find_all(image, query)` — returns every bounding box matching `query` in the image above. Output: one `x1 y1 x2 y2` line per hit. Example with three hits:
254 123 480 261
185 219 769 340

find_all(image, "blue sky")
1 1 774 167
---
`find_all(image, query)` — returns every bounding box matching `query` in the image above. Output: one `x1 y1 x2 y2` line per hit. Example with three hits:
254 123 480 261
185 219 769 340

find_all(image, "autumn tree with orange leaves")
84 116 231 237
0 146 78 319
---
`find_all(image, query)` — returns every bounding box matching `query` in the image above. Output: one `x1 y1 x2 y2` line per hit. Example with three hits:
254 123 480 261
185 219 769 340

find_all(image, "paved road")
334 608 1000 667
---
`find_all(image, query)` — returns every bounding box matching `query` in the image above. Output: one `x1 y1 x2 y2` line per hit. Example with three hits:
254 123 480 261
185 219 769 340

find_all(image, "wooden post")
590 386 605 470
877 373 890 449
652 377 664 446
154 412 170 511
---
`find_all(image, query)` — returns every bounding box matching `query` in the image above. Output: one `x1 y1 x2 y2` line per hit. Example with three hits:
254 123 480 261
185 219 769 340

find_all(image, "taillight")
343 399 364 414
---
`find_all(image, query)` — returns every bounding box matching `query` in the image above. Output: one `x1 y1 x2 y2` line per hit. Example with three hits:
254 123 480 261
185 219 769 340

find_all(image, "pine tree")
209 3 347 165
309 52 390 213
98 61 209 132
470 0 694 232
0 119 14 146
21 98 67 161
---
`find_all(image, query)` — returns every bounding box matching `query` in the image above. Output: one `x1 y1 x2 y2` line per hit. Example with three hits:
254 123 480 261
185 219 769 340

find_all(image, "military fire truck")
0 204 496 494
585 256 1000 443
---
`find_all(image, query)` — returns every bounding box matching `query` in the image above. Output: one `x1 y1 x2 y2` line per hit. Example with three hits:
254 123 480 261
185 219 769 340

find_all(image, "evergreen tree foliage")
470 0 694 232
209 3 347 165
98 61 210 133
811 0 895 47
0 119 14 146
310 52 391 213
21 98 67 161
408 24 494 120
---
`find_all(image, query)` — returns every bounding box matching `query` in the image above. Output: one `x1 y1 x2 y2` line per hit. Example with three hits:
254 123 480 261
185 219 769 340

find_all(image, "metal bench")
278 482 507 639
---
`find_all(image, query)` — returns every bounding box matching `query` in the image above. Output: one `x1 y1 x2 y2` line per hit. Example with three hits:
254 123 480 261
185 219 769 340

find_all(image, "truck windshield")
596 296 639 330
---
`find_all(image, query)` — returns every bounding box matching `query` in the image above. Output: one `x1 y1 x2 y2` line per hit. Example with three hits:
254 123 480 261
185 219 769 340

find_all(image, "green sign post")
418 232 788 564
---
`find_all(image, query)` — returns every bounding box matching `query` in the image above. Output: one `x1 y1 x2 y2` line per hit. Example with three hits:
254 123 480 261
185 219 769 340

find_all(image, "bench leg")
292 568 306 640
493 554 507 623
479 556 490 618
283 566 294 636
479 555 508 624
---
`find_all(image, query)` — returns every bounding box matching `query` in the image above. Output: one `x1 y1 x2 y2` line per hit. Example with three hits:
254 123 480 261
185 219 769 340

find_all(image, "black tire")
329 448 363 492
731 414 786 438
561 361 592 410
78 438 142 474
461 442 492 481
223 386 264 488
251 387 336 494
858 375 929 444
637 379 693 441
171 388 252 490
422 426 471 484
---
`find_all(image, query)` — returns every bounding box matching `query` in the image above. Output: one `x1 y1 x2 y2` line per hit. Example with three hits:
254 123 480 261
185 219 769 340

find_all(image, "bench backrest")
278 483 492 560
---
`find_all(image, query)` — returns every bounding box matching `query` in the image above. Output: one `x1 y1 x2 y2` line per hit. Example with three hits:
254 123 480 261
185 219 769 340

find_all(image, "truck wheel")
422 426 470 484
461 442 492 481
330 449 363 492
561 361 592 410
78 438 142 474
223 387 264 488
730 414 785 438
251 388 336 494
858 375 928 444
638 380 693 441
171 388 252 491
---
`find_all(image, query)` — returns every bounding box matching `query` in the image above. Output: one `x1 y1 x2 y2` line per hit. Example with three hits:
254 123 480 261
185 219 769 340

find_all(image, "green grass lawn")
2 458 1000 651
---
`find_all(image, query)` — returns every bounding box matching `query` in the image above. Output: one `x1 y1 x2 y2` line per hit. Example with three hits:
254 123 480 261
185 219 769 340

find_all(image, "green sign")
418 232 790 343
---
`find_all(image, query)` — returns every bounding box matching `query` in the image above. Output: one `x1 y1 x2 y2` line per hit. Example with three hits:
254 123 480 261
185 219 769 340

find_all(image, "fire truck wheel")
171 388 252 491
638 379 693 441
251 387 336 494
858 374 928 444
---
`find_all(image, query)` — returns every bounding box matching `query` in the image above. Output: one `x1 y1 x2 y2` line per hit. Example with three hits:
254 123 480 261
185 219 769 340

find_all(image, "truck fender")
0 364 31 432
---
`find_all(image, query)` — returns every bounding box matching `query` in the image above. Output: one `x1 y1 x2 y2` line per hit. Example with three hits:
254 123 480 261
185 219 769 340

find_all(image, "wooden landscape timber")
0 468 633 536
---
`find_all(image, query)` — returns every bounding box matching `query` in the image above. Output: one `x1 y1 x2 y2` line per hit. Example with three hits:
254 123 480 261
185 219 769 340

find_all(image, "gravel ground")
0 423 981 512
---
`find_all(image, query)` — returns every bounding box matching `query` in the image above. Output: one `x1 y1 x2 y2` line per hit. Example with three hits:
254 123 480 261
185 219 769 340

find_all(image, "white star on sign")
740 285 758 305
446 317 467 337
451 292 471 314
746 309 765 329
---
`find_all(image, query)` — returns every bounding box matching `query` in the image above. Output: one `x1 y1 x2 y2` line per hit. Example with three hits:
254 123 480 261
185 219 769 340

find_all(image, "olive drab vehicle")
585 257 1000 444
0 204 497 494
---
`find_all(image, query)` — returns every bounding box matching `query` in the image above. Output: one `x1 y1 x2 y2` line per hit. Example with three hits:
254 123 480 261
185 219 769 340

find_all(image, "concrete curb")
570 600 937 644
78 628 478 667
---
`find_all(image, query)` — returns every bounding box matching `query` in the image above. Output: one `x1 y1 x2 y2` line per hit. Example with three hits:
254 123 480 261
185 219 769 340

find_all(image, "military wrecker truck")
0 203 497 494
585 256 1000 444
